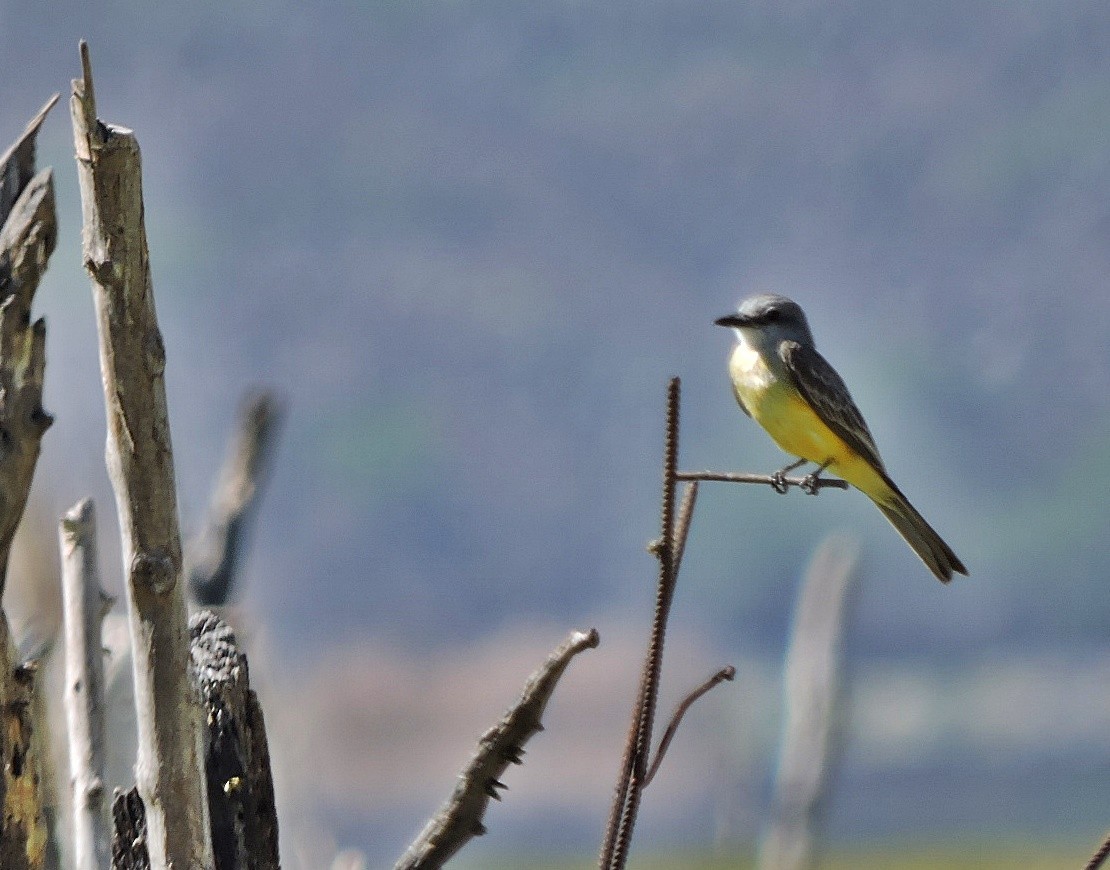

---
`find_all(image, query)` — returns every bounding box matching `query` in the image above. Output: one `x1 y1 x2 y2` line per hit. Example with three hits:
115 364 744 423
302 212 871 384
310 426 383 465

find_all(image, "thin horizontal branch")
676 470 849 491
395 628 600 870
642 665 735 788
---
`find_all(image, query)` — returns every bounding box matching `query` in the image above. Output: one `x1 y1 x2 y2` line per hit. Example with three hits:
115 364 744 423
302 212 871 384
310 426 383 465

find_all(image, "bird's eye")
763 309 780 323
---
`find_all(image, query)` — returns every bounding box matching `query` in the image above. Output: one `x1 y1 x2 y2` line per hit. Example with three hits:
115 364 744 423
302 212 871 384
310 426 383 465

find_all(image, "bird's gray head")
714 294 815 348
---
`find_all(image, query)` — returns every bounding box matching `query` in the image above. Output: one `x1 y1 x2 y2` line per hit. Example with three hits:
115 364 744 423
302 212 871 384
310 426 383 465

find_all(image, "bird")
715 293 967 582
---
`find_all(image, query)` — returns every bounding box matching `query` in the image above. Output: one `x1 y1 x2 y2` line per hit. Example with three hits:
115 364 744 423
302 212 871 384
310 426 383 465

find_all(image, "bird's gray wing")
729 381 753 418
779 340 886 472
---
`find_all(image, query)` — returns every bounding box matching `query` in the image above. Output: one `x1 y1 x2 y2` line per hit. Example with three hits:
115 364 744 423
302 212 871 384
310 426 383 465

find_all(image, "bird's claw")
800 472 821 495
771 470 790 494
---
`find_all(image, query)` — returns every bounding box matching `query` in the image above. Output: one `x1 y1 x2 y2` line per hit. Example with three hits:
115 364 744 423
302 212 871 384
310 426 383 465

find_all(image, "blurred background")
2 1 1109 866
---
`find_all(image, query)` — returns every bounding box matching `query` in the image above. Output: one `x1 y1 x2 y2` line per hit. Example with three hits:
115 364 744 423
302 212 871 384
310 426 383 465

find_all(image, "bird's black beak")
714 313 746 328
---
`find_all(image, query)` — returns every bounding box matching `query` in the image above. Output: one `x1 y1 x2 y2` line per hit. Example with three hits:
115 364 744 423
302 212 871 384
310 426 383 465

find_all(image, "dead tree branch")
189 390 284 606
395 628 600 870
642 666 735 788
189 610 280 870
71 41 213 869
676 470 848 492
0 95 57 591
60 499 112 870
0 94 58 870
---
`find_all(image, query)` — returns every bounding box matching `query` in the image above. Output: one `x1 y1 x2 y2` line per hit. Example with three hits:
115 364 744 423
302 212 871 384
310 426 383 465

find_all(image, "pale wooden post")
70 42 213 869
758 536 858 870
60 499 112 870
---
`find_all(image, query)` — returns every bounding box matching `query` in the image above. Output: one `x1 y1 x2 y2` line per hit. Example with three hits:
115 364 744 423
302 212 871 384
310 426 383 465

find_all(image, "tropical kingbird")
715 294 967 582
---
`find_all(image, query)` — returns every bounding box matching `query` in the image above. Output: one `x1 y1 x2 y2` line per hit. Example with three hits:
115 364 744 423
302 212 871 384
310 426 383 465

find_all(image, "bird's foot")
800 459 832 495
771 458 807 494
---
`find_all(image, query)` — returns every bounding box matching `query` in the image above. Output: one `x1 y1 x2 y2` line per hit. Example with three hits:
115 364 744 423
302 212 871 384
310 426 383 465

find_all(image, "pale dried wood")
70 41 213 869
60 499 113 870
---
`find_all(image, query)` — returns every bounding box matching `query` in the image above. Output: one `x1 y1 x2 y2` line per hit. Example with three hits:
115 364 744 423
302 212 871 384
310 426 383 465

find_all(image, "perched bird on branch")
716 294 967 582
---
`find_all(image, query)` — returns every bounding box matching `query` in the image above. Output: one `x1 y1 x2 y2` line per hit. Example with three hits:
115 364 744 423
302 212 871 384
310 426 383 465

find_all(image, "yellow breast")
727 341 886 496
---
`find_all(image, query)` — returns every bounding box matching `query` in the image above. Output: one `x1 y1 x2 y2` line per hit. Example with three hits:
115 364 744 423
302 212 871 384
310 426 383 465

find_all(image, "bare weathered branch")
396 628 600 870
71 41 213 869
642 665 735 789
758 535 859 870
0 95 58 870
0 95 58 228
0 100 57 594
189 391 284 606
676 470 848 492
60 499 112 870
189 611 280 870
671 481 698 580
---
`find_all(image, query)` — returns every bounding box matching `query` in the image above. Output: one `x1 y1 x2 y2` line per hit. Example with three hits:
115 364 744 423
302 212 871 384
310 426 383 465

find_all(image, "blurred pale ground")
2 2 1110 866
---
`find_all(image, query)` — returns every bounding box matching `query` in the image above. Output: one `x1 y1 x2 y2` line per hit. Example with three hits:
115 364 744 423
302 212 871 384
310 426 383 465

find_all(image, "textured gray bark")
71 43 213 869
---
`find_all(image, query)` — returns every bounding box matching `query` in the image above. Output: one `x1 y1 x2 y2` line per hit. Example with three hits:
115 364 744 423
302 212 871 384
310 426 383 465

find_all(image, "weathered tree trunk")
0 95 58 870
190 611 280 870
71 42 213 869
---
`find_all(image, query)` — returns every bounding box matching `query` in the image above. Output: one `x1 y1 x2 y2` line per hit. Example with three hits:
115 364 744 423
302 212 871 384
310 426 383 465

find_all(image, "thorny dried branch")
395 628 599 870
